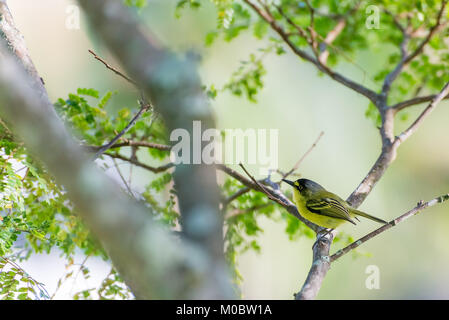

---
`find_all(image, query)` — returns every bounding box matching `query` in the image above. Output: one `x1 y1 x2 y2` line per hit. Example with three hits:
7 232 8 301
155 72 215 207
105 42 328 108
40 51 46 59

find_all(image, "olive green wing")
306 196 356 225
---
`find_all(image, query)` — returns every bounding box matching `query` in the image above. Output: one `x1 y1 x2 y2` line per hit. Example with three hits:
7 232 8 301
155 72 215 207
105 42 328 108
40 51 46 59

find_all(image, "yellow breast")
292 190 347 229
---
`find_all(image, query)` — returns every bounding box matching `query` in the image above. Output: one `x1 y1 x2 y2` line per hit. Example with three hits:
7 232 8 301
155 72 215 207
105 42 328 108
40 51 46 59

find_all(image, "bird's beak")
282 179 295 187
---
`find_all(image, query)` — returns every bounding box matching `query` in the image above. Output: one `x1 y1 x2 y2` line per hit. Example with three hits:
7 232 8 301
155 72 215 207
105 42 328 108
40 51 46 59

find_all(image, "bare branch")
395 81 449 144
104 153 175 173
281 131 324 181
331 194 449 262
87 48 160 159
391 93 449 111
86 140 171 152
88 49 139 87
225 203 272 219
112 158 135 197
93 103 151 159
238 163 287 206
87 49 157 159
223 187 250 205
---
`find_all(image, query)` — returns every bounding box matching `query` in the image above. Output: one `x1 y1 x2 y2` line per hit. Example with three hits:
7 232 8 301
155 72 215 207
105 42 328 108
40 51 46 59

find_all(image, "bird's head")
282 178 325 197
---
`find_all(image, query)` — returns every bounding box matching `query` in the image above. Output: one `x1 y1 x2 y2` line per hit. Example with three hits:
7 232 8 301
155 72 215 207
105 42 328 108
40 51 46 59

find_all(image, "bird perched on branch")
282 178 387 229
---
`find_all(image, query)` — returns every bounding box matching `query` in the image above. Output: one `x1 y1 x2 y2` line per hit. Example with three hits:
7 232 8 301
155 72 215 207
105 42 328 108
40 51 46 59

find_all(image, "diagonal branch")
93 102 151 159
331 193 449 262
216 163 320 232
88 49 139 87
395 81 449 144
281 131 324 181
391 93 449 112
86 140 172 152
104 152 175 173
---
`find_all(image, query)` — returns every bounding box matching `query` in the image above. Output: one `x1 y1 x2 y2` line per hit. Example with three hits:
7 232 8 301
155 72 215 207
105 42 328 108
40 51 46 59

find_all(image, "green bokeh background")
9 0 449 299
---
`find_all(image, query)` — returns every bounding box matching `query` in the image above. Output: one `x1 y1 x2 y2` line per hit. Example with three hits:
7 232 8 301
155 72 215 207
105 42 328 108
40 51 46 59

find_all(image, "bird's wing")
306 196 356 225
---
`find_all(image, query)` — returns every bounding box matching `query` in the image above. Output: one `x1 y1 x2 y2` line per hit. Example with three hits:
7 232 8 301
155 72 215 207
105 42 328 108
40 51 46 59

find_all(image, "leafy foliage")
0 117 106 298
0 258 49 300
0 87 174 299
182 0 449 121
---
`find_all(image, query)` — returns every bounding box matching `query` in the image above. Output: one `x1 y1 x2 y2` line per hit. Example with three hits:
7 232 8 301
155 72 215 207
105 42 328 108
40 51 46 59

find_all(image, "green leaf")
77 88 99 99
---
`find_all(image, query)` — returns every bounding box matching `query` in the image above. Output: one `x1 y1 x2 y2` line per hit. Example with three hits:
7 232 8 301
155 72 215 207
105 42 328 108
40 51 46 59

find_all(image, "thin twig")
88 49 138 87
225 203 272 219
93 103 151 159
238 163 287 207
281 131 324 181
88 49 154 159
104 153 175 173
112 158 135 197
86 140 171 152
223 187 251 205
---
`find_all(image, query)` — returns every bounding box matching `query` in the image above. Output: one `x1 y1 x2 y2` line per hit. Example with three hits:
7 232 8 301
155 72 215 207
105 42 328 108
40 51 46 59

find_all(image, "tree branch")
104 152 174 173
392 93 449 112
331 193 449 262
216 163 320 232
86 140 171 152
88 49 139 87
395 81 449 144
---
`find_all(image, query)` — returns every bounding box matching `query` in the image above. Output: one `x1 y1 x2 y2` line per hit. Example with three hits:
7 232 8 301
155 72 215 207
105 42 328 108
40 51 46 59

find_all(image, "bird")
282 178 387 229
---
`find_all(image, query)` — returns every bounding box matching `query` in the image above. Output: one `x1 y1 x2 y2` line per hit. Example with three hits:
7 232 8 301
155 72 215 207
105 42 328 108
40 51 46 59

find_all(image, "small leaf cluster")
0 258 49 300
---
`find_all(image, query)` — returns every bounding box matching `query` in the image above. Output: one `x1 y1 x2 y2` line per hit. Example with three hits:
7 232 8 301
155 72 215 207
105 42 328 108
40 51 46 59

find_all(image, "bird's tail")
351 209 387 224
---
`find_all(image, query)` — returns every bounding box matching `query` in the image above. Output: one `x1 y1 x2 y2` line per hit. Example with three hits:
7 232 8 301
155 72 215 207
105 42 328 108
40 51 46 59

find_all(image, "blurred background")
8 0 449 299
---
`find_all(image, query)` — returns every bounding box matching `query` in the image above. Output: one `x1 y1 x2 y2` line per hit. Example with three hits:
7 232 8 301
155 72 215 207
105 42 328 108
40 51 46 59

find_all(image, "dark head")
282 178 325 197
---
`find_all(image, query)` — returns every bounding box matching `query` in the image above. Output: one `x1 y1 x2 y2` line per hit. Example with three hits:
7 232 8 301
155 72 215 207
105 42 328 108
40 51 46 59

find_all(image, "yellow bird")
282 178 387 229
